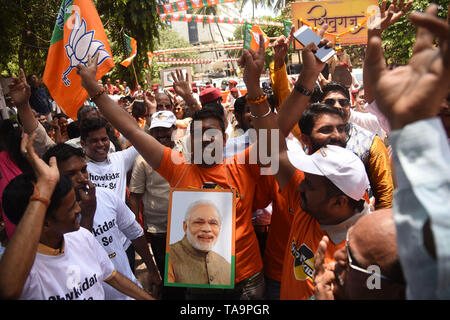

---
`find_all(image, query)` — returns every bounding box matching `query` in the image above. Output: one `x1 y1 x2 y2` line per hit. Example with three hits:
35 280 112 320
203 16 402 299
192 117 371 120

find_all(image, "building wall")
168 3 240 72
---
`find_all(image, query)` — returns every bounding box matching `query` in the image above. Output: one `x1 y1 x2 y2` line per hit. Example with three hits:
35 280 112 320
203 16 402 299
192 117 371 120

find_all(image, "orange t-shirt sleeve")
155 146 186 186
279 169 304 210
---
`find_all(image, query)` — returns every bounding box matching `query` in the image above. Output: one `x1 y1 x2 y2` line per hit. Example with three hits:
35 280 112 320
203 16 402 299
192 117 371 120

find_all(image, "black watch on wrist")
294 82 313 96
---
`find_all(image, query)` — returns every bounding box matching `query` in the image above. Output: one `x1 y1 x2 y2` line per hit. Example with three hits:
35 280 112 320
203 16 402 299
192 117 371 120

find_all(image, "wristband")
247 94 268 104
294 82 313 96
29 182 51 208
90 88 105 102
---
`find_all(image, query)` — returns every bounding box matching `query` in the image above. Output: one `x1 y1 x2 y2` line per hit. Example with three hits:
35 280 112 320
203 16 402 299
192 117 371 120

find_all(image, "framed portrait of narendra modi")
164 188 236 289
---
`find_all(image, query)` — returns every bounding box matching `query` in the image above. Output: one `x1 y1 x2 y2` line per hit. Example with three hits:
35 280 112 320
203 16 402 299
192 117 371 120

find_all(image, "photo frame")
164 188 236 289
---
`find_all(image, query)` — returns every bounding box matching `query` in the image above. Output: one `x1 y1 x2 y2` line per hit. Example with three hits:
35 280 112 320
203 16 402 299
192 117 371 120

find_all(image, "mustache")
325 139 346 148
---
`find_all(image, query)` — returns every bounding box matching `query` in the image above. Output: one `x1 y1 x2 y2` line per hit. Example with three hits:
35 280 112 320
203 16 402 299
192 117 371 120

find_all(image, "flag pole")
131 60 139 87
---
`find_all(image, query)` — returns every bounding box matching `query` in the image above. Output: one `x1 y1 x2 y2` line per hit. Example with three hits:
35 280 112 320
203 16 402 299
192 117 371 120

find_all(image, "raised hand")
238 34 267 92
271 26 295 68
8 69 31 107
143 90 157 115
313 236 336 300
300 24 333 78
366 4 450 130
368 0 413 35
21 133 60 192
171 69 192 99
76 54 102 97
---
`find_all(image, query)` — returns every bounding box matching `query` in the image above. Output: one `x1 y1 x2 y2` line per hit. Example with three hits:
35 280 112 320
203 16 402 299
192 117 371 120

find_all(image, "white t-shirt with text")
19 227 115 300
92 188 143 299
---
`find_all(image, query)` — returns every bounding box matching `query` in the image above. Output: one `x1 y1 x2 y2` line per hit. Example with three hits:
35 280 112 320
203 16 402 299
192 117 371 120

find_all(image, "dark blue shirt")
29 86 52 114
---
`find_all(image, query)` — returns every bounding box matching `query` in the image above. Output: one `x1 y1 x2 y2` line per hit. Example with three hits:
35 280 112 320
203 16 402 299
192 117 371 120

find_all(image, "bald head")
348 209 403 282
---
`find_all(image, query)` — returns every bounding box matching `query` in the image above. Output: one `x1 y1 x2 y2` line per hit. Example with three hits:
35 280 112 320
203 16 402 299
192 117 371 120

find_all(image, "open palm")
366 5 450 129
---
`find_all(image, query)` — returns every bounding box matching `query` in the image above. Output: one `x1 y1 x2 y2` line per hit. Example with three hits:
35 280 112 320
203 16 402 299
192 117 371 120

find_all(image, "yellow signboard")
291 0 378 47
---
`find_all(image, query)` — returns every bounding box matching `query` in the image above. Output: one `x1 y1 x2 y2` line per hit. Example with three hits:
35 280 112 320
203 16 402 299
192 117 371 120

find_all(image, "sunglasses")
157 104 172 111
324 98 350 107
346 231 400 283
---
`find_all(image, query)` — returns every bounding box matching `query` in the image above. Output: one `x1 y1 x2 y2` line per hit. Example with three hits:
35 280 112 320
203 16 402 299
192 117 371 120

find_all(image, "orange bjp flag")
120 33 137 68
243 23 270 52
43 0 114 120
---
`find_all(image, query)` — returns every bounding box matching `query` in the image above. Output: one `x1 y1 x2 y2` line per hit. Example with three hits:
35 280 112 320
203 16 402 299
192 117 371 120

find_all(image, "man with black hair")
0 135 154 300
41 143 161 299
298 103 348 154
128 110 185 299
318 82 393 210
79 118 138 201
76 59 276 299
320 82 386 139
79 117 139 272
238 27 371 300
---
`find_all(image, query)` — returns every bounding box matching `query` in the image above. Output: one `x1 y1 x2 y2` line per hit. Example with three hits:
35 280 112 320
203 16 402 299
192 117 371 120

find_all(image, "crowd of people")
0 1 449 301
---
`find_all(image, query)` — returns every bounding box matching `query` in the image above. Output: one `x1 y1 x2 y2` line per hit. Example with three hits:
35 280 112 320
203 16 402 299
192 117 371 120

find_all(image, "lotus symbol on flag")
62 12 111 86
56 0 73 31
252 31 268 47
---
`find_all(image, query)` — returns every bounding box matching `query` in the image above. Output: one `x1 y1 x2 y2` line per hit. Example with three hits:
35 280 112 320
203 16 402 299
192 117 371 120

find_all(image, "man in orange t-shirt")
76 60 272 299
239 31 371 300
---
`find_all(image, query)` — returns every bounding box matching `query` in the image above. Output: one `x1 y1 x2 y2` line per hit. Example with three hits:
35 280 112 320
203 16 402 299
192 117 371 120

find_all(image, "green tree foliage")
0 0 62 77
0 0 162 88
380 0 448 65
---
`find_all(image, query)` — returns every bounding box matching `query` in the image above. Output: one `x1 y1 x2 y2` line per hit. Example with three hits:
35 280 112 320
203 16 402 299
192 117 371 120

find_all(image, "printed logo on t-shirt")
89 172 119 190
48 271 99 300
290 240 314 281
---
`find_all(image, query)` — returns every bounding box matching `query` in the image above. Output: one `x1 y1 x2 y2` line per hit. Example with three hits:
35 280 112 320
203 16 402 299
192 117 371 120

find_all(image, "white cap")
149 111 176 130
287 145 369 201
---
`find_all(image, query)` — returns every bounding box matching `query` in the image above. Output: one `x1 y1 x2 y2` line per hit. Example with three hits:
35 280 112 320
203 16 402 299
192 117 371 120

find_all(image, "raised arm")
0 133 60 299
366 4 450 298
76 57 165 170
171 69 201 113
270 28 294 110
364 0 413 103
8 69 39 133
277 25 333 138
238 35 295 189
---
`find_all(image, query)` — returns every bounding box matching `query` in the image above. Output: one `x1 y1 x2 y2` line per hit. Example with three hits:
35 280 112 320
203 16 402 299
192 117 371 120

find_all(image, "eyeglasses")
345 231 394 282
324 98 350 107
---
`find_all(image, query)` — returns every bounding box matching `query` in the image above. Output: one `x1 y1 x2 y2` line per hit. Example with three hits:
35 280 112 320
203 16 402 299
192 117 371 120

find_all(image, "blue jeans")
264 276 281 300
185 270 265 300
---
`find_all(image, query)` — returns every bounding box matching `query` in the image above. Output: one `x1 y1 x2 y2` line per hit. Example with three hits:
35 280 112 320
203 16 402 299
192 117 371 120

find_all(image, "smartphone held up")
294 26 336 62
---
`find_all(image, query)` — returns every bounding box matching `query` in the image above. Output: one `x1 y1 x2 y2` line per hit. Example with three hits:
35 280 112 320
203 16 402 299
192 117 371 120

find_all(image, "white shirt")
87 146 138 202
93 188 143 300
364 100 391 135
349 108 386 140
87 146 139 250
19 227 115 300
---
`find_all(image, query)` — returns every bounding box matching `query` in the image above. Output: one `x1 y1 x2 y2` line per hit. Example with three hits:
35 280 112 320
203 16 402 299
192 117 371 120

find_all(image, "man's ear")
301 134 312 152
183 221 187 233
80 138 86 148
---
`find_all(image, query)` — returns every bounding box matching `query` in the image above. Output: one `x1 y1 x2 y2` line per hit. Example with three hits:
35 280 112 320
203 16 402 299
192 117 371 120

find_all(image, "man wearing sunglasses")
318 82 393 210
155 92 174 113
313 209 405 299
